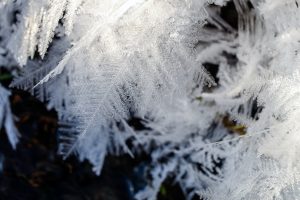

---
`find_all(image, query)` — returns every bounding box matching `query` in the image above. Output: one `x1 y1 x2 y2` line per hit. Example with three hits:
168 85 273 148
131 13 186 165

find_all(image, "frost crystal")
1 0 300 199
0 85 19 149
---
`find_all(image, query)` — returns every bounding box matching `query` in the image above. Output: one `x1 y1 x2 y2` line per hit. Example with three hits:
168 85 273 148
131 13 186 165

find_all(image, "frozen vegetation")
1 0 300 199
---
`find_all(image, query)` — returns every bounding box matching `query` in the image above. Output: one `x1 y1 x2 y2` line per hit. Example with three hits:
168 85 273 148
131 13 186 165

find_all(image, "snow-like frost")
0 85 19 149
1 0 300 199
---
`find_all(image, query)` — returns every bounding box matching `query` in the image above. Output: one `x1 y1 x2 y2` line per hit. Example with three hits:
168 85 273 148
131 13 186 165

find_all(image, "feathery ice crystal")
1 0 300 199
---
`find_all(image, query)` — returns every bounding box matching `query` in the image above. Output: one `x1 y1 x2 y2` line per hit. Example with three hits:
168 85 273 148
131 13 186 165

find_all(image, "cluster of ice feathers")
1 0 300 199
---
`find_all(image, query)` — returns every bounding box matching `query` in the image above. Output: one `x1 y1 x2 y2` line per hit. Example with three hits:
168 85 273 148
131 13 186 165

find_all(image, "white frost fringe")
0 85 19 149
